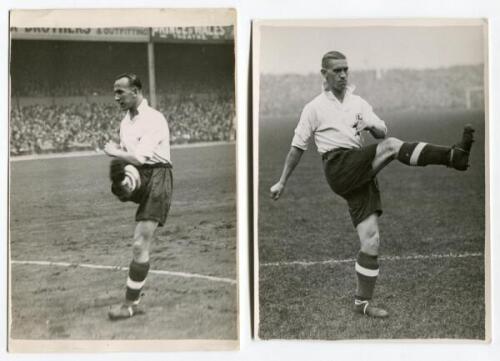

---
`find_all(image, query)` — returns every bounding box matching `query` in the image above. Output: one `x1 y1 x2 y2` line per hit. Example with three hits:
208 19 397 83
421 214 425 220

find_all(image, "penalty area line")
11 260 236 285
260 251 483 268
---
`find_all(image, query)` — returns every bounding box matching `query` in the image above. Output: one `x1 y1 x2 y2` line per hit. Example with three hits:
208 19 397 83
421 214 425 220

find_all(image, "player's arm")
360 100 387 139
366 124 387 139
271 103 313 200
104 141 145 166
270 146 304 200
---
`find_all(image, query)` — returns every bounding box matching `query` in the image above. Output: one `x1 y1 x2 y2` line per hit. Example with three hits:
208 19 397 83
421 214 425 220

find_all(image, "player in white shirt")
270 51 474 318
104 73 173 320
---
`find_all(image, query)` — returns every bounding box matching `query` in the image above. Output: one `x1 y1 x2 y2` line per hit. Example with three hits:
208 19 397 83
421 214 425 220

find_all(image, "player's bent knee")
132 240 145 257
132 242 150 262
382 137 403 158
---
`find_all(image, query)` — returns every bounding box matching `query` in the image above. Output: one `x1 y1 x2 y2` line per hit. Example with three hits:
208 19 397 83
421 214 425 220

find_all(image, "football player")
105 73 173 320
270 51 474 318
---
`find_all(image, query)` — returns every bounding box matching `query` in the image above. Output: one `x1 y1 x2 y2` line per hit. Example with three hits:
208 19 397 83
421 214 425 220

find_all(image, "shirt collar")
127 98 148 120
324 85 356 103
137 98 149 114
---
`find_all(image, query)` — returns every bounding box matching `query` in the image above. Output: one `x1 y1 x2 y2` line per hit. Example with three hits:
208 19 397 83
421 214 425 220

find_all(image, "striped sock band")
355 252 379 301
398 142 450 166
125 260 150 302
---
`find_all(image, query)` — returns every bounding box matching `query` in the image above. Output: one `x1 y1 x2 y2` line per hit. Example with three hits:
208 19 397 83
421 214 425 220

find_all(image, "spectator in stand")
10 95 235 155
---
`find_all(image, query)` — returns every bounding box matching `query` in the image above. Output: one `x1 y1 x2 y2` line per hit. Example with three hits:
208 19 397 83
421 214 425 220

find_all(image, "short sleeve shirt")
292 87 386 154
120 99 171 165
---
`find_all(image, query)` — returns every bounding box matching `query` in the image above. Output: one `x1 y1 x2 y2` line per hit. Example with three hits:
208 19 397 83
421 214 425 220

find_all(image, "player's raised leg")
371 125 475 174
109 220 158 320
353 213 388 318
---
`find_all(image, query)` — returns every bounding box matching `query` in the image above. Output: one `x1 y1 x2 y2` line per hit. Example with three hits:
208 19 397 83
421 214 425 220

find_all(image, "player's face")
322 59 349 94
114 77 138 111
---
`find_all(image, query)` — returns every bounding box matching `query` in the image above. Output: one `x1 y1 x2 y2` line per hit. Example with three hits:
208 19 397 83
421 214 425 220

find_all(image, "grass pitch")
9 144 237 340
258 109 485 340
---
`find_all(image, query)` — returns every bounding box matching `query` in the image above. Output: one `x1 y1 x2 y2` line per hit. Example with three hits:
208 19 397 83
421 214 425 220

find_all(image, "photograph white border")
252 18 490 342
8 7 239 353
1 0 500 360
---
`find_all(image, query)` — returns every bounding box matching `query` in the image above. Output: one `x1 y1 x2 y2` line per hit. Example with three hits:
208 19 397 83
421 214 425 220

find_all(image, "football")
122 164 141 193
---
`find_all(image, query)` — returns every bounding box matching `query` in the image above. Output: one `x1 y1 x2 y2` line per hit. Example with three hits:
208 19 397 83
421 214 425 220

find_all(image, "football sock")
125 260 150 303
355 252 379 301
397 142 450 167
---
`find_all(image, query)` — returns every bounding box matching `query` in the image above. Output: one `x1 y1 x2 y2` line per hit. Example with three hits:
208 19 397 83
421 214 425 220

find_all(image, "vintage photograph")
253 20 487 340
9 9 237 351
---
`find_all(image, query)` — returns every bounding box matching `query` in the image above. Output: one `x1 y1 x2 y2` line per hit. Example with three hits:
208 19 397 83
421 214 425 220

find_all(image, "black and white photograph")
253 19 488 340
8 9 238 351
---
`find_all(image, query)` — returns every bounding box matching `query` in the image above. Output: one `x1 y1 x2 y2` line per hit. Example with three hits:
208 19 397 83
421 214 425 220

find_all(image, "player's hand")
270 182 285 201
104 141 120 156
354 121 371 134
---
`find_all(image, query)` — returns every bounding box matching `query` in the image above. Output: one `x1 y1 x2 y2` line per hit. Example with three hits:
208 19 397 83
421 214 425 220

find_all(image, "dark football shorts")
130 163 173 227
322 143 382 228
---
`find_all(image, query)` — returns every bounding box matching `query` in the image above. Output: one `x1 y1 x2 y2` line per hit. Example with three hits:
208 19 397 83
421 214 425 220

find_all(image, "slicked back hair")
115 72 143 91
321 51 347 69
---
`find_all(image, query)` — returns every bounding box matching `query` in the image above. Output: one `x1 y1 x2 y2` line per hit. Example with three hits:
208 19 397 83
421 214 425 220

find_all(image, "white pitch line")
260 252 483 268
11 260 236 285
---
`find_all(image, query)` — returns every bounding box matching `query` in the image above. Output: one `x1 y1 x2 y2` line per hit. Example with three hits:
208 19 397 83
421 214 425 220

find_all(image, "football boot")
449 124 475 171
108 301 143 320
354 300 389 318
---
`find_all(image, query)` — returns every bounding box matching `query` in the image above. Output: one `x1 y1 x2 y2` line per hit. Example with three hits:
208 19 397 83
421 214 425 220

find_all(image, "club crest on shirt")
353 113 363 137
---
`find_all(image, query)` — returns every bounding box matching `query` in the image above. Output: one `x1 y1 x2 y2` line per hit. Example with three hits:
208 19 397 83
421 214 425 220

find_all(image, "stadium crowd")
161 95 235 144
10 95 235 155
10 39 236 155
